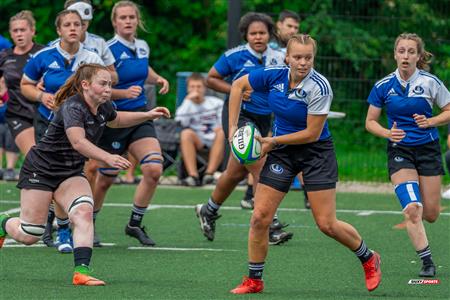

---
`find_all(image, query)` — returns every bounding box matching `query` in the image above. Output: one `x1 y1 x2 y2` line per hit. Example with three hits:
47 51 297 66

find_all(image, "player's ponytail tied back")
54 63 108 109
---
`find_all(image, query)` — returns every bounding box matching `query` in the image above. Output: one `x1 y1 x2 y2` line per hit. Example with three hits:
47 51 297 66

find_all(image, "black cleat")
195 204 221 241
125 224 156 246
42 221 55 247
269 219 293 245
419 263 436 277
93 228 102 247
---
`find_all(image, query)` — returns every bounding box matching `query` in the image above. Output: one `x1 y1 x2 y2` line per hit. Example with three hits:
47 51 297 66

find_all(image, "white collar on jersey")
56 42 83 61
245 43 269 60
394 68 419 87
288 67 314 90
114 34 136 51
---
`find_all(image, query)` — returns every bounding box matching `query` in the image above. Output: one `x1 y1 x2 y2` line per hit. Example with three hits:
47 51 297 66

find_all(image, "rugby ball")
231 124 261 164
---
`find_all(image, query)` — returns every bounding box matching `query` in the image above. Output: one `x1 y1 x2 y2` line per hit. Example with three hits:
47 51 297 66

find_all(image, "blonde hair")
287 34 317 55
55 9 82 28
9 10 36 29
111 0 147 33
54 63 108 109
394 33 433 71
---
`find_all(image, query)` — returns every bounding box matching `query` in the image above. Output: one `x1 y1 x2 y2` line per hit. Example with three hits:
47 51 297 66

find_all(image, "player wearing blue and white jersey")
366 33 450 278
229 34 381 294
195 12 293 246
93 1 170 248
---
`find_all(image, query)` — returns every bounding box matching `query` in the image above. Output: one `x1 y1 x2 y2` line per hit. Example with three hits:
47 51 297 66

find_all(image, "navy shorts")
0 123 19 152
259 139 338 193
6 112 34 140
387 140 444 177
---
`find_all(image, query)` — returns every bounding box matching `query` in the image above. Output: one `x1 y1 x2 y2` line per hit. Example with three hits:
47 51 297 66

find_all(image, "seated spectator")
175 73 224 186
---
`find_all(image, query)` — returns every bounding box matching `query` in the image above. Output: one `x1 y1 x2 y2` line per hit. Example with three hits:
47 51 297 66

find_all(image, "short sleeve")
175 102 190 127
434 83 450 109
367 85 385 108
103 101 117 122
248 68 269 93
213 54 232 77
23 54 44 82
63 103 85 130
101 40 116 66
308 88 332 115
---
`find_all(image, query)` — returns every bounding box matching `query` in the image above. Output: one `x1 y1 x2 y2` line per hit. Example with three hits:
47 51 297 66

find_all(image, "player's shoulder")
309 69 332 96
418 70 442 86
224 44 247 57
374 72 396 89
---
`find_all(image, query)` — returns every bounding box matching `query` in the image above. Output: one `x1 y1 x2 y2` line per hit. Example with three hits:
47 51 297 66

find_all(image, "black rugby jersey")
0 43 44 119
26 94 117 176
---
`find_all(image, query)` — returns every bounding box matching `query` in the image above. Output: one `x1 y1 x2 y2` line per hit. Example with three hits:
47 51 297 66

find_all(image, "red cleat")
73 272 106 286
230 276 264 294
362 251 381 292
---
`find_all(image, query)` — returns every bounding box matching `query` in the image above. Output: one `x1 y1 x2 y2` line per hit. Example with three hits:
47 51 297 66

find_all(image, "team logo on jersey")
270 164 284 174
412 86 424 95
244 60 255 67
139 48 147 56
294 89 307 99
120 51 130 59
387 88 398 96
270 58 278 65
273 83 284 93
48 61 60 69
112 141 121 150
394 156 404 163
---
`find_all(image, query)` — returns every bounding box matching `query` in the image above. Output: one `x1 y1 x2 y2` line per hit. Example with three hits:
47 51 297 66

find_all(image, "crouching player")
228 34 382 294
0 63 170 285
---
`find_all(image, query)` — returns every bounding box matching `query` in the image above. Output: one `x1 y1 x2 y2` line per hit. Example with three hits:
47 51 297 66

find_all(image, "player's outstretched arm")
107 107 170 128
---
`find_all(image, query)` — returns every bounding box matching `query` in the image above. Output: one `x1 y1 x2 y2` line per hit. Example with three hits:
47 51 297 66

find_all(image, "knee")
316 219 337 238
22 236 40 245
250 209 272 231
423 209 439 223
226 168 247 184
69 205 93 225
404 204 422 224
96 174 115 190
180 129 196 144
141 164 162 184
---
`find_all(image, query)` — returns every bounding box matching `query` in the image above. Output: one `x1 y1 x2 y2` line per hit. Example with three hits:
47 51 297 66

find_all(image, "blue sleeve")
23 54 44 82
213 54 232 77
367 85 384 108
248 68 269 93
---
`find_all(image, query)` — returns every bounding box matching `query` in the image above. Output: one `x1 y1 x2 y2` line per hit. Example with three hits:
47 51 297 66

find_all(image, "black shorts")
17 153 85 192
387 140 445 177
34 113 50 143
98 120 157 155
5 112 34 140
259 139 339 193
221 99 271 139
0 123 19 152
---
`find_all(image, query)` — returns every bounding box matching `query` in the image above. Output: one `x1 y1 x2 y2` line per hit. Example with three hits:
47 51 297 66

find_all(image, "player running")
366 32 450 277
228 34 381 294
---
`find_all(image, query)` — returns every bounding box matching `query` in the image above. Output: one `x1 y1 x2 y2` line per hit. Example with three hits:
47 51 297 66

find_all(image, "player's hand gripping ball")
231 124 261 164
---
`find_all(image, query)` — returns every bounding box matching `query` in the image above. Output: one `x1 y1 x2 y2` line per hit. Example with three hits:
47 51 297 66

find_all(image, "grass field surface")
0 183 449 299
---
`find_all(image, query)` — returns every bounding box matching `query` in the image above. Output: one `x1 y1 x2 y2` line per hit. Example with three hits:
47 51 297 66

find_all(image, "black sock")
93 210 100 224
354 240 373 263
56 217 69 230
417 245 433 265
129 204 147 227
206 197 221 215
74 247 92 267
244 185 253 200
248 262 264 280
1 216 11 233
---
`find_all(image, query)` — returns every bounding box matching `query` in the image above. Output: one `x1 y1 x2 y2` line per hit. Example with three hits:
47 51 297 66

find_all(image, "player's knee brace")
140 152 164 166
98 167 120 177
394 181 422 210
20 220 46 238
68 195 94 215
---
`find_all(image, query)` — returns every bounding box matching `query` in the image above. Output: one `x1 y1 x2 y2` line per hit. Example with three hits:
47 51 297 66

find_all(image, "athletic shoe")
240 198 254 209
125 224 156 246
419 263 436 277
0 214 10 248
195 204 221 241
362 251 382 292
303 189 311 209
230 276 264 294
55 227 73 253
42 221 55 247
73 272 106 286
181 176 200 187
442 188 450 200
93 228 102 247
202 174 215 185
3 169 16 181
269 219 293 245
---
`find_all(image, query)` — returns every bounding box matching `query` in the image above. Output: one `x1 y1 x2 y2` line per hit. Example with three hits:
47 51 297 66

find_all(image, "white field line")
3 239 116 248
128 246 238 252
1 200 449 216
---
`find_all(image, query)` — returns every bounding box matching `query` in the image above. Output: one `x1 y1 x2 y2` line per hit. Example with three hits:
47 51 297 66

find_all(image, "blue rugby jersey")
107 34 150 111
248 66 332 140
368 69 450 146
23 42 104 120
213 43 285 115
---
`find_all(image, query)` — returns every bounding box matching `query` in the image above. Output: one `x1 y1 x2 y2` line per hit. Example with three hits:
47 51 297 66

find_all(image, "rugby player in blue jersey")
366 33 450 278
92 1 169 247
228 34 381 294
